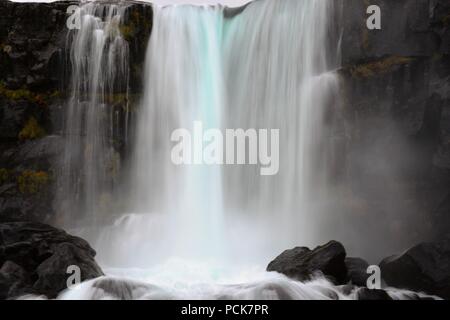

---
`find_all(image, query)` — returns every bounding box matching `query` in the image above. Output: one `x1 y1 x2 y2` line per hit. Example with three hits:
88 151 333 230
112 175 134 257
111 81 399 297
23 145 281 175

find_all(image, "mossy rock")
0 168 10 184
0 82 60 106
17 170 50 194
18 116 46 141
349 56 415 78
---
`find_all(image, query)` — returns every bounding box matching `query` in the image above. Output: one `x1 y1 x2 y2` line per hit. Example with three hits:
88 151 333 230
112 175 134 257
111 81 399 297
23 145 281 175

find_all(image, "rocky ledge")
0 221 103 299
1 223 449 300
267 240 450 300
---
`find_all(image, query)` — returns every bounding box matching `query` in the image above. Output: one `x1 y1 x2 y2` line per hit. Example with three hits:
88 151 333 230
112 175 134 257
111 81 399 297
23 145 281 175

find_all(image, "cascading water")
51 0 432 300
90 0 340 268
57 2 129 226
222 0 340 250
130 6 226 260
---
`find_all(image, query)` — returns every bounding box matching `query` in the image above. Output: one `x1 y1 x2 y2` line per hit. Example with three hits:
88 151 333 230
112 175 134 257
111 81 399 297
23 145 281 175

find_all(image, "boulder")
356 287 392 300
380 240 450 299
0 221 103 299
0 260 35 299
267 241 348 284
345 257 370 287
433 193 450 239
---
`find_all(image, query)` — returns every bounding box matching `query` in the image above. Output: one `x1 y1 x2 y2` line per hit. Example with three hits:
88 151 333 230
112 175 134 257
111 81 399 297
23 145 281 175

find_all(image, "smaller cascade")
58 2 130 226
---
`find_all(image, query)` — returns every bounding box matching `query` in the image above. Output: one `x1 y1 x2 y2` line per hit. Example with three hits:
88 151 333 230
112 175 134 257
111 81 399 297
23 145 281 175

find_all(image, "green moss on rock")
442 14 450 26
18 117 46 141
0 168 10 184
350 56 415 78
0 83 59 106
119 6 152 42
119 24 135 41
17 170 50 194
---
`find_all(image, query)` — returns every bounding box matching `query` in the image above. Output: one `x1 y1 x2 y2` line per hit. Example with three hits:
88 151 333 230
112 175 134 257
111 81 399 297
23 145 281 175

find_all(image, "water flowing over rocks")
268 240 450 299
0 221 103 299
380 239 450 299
267 241 348 285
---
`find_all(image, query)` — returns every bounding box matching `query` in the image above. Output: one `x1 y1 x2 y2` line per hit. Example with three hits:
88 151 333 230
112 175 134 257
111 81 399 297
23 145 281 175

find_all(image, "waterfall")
222 0 340 248
130 6 226 260
47 0 439 301
58 3 129 226
98 0 341 267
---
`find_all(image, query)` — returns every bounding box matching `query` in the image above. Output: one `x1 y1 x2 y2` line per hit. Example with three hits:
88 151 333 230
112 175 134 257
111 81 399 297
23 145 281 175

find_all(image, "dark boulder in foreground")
267 241 348 284
380 240 450 299
356 288 392 300
0 221 103 299
345 257 369 287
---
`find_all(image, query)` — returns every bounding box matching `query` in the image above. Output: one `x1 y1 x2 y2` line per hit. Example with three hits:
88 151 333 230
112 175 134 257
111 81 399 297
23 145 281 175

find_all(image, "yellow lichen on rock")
350 56 414 78
17 170 50 194
18 117 46 140
0 83 52 106
0 168 10 184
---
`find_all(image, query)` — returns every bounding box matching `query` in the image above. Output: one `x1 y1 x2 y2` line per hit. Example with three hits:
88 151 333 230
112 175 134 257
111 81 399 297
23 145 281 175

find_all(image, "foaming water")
27 260 436 300
70 215 438 301
58 272 352 300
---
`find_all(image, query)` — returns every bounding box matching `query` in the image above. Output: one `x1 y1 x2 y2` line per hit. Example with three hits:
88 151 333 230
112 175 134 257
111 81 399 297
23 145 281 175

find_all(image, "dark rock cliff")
0 0 74 222
334 0 450 257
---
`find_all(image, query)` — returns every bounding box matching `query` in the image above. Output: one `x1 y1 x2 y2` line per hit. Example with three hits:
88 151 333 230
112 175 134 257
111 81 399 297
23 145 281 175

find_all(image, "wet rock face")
0 1 76 91
0 0 153 92
380 240 450 299
341 0 440 64
267 241 348 285
0 221 103 299
336 0 450 251
0 136 64 222
0 1 76 223
345 257 369 287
